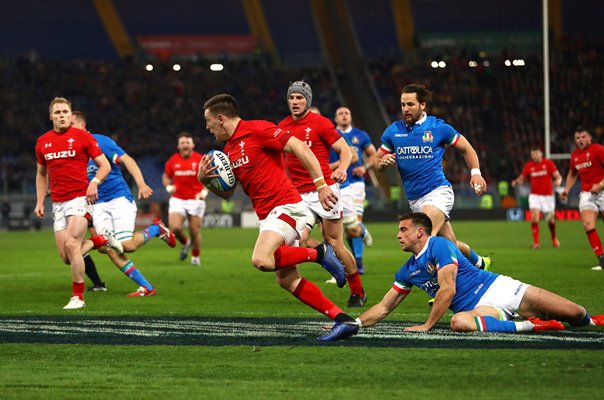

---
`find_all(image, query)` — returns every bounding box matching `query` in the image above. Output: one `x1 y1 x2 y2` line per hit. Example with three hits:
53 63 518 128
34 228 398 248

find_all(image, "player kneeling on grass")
319 212 604 341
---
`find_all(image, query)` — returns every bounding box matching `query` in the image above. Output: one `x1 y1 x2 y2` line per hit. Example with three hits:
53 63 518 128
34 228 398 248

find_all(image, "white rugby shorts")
52 196 92 231
349 181 366 216
259 201 309 246
92 196 137 241
474 275 529 321
528 194 555 213
409 186 454 219
300 183 343 223
169 197 206 218
579 191 604 212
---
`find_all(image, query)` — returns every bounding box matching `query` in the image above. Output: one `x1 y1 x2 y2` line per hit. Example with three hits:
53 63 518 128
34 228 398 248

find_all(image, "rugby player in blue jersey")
319 212 604 340
334 107 377 274
72 111 176 297
376 83 491 271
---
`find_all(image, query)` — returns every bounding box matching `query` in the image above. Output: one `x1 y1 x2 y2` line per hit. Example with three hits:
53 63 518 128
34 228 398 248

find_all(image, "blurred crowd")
1 36 603 196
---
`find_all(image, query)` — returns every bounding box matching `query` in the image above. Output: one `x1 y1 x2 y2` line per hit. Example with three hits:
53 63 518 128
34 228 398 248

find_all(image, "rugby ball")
206 150 237 191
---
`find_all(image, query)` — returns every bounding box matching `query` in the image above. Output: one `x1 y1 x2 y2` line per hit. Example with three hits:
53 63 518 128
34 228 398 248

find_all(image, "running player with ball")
376 83 492 272
198 94 359 333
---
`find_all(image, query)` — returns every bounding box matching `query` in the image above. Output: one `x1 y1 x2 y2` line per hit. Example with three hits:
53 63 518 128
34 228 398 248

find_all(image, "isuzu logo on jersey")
575 161 592 170
231 156 249 169
44 150 76 160
304 127 312 147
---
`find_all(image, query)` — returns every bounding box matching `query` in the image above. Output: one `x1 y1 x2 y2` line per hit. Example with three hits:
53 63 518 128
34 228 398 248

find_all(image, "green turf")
0 220 602 399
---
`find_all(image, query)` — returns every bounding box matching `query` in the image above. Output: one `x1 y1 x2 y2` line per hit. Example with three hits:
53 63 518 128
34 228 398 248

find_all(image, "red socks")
292 278 343 319
586 229 603 257
531 223 539 245
274 246 318 270
72 282 85 300
346 271 365 296
90 235 108 249
548 220 556 240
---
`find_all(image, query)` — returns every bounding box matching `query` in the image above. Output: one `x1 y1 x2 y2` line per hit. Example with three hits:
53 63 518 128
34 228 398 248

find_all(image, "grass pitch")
0 220 602 399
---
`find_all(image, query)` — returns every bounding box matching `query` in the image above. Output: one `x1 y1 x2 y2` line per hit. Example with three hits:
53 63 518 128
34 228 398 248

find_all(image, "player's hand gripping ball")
206 150 237 191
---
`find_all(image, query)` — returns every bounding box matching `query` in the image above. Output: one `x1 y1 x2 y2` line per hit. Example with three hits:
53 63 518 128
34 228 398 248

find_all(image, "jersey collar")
414 236 432 259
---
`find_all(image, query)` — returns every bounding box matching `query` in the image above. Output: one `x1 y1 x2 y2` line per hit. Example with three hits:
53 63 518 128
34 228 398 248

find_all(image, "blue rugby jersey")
380 115 460 200
87 134 133 203
393 236 498 313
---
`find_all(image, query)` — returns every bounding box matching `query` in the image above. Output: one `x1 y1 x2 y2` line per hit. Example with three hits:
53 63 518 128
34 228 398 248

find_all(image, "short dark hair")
402 83 432 104
204 94 239 118
177 131 193 140
71 110 86 122
574 126 590 135
399 212 433 235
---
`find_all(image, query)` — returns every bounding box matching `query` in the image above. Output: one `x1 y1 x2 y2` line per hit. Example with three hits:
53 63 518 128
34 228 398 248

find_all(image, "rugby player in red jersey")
278 81 367 308
198 94 357 333
163 132 207 266
34 97 118 309
560 127 604 270
512 147 563 249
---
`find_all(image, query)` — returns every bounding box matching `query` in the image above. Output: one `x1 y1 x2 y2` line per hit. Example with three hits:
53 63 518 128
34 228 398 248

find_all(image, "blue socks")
474 316 517 332
120 261 153 290
141 224 161 243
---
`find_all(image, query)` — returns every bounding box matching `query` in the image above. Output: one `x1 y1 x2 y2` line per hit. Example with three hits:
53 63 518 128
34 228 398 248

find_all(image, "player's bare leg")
187 214 202 265
169 212 188 245
517 286 586 323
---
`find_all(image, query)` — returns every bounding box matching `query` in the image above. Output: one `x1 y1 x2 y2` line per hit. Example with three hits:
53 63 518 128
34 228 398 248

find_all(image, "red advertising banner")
138 35 258 59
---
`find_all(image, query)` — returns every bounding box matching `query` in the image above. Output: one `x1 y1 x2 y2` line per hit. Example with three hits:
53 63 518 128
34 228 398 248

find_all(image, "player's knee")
121 241 135 253
251 255 274 272
450 314 475 332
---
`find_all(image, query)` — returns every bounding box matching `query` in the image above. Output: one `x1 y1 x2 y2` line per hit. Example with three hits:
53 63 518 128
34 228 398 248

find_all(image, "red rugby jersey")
35 126 103 202
223 119 301 220
521 158 558 195
278 112 342 193
570 143 604 192
164 151 205 200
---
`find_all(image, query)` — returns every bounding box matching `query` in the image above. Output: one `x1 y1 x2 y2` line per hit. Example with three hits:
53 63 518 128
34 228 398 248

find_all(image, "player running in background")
377 83 491 271
319 212 604 341
278 81 367 308
72 111 175 297
560 127 604 271
163 132 207 266
199 94 358 333
34 97 116 309
511 146 563 249
334 106 377 274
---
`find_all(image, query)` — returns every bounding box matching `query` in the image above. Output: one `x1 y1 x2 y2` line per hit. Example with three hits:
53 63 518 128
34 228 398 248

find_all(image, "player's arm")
552 170 563 188
404 263 457 332
197 154 236 200
120 154 153 200
87 154 110 204
161 172 176 195
376 148 395 172
283 136 338 211
353 143 377 177
34 163 48 219
454 135 487 195
329 144 358 170
560 168 577 200
330 137 352 183
357 288 407 328
511 173 525 187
